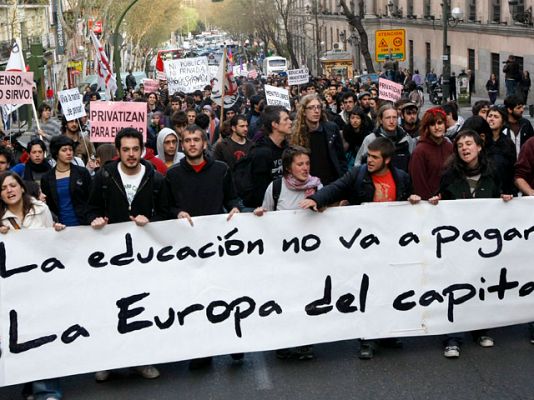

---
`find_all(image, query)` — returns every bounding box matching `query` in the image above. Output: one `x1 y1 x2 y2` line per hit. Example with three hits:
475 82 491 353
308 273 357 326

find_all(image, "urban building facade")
291 0 534 102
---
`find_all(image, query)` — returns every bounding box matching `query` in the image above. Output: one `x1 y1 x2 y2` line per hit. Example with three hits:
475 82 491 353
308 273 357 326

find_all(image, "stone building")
290 0 534 100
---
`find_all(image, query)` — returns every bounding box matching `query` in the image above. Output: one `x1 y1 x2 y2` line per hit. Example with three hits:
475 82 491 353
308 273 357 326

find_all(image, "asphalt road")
1 324 533 400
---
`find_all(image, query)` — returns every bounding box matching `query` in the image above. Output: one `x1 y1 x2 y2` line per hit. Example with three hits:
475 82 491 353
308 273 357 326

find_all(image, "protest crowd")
0 57 534 400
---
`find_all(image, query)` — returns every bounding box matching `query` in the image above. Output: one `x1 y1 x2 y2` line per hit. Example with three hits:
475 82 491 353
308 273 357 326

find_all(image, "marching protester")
86 127 167 382
503 94 534 155
11 137 52 187
292 94 347 185
156 127 185 169
0 145 14 171
398 101 420 138
409 107 453 200
165 124 243 367
213 114 253 170
254 145 322 360
300 137 413 359
342 107 374 167
428 129 513 358
0 171 66 400
355 103 415 172
40 136 92 226
37 103 61 148
60 117 95 165
334 91 357 130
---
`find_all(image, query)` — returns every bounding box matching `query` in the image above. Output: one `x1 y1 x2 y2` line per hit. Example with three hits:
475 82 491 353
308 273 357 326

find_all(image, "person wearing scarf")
427 129 513 359
254 145 322 361
11 138 52 186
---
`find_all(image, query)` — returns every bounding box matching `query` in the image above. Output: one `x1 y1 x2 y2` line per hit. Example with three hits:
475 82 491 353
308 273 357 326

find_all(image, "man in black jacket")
165 124 242 368
300 137 412 360
86 128 166 381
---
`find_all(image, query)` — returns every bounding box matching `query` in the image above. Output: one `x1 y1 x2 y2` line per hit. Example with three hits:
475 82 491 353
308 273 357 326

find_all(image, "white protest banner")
142 79 159 94
0 72 33 105
165 56 209 94
264 84 291 110
287 68 309 86
58 88 86 121
208 65 219 80
89 101 147 143
1 198 534 386
379 77 403 102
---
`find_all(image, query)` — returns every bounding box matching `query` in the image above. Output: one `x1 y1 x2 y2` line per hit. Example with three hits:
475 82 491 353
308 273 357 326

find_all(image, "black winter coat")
40 165 92 225
86 159 168 224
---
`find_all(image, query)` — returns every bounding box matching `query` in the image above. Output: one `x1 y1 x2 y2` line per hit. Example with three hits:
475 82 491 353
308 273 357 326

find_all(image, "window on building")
468 49 475 71
466 0 476 21
491 53 500 77
515 56 524 71
407 0 414 17
424 0 431 18
409 40 414 73
425 42 431 74
492 0 501 23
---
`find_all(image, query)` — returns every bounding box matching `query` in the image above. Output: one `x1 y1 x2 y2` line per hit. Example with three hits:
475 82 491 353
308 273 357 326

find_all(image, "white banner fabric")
1 198 534 386
264 85 291 110
58 88 86 121
164 57 209 95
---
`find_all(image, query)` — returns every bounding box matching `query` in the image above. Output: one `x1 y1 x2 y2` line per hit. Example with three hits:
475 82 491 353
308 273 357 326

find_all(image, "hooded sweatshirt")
156 128 185 167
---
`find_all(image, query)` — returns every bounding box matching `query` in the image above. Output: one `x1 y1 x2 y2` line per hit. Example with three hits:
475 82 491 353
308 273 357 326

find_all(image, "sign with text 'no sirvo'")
1 198 534 385
379 78 403 102
165 56 209 94
264 84 291 110
0 72 33 105
89 101 147 143
58 88 86 121
287 68 309 86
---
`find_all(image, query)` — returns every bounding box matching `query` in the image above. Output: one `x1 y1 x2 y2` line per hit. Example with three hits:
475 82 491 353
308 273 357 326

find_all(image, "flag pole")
219 46 227 124
15 39 41 134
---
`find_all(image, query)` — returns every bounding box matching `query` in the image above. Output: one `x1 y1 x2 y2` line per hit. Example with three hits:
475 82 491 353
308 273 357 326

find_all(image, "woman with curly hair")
291 94 347 185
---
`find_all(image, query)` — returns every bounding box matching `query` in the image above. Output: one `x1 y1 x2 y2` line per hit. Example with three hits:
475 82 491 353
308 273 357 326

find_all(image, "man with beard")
87 127 167 382
214 115 253 170
334 91 357 130
358 91 375 123
504 94 534 155
399 102 420 138
165 124 243 368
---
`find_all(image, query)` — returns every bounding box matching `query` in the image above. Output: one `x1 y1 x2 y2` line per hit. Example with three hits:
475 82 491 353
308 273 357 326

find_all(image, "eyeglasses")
305 105 322 111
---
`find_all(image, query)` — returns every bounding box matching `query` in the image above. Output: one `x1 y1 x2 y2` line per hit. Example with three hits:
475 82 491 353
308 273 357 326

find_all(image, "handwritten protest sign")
89 101 147 143
265 84 291 110
379 77 403 102
287 68 309 86
0 72 33 105
142 79 159 94
165 56 209 94
1 198 534 385
58 88 86 121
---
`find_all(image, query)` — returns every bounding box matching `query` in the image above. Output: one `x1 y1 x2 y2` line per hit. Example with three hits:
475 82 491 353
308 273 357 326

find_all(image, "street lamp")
441 2 463 103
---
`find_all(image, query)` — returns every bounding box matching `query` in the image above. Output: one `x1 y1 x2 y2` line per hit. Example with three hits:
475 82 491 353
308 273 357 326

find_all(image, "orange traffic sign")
375 29 406 62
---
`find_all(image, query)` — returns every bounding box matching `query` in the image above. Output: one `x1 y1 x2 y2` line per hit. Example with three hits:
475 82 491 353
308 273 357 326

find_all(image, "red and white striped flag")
90 31 117 99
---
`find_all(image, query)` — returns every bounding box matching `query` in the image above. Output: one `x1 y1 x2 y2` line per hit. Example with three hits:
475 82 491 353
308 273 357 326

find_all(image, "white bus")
262 56 288 76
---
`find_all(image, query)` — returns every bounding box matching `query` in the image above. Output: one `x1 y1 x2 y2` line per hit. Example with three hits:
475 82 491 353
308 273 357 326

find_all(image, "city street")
1 324 533 399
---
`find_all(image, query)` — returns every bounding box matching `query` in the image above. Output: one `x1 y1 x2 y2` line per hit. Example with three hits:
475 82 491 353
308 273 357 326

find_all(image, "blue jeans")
23 379 62 400
505 79 518 97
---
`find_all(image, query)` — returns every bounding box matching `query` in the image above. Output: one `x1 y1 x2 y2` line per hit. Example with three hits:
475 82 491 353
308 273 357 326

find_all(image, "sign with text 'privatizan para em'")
264 84 291 110
89 101 147 143
165 56 210 95
1 198 534 385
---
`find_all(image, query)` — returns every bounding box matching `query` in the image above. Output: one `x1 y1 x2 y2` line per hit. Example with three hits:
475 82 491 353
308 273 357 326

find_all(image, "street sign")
375 29 406 62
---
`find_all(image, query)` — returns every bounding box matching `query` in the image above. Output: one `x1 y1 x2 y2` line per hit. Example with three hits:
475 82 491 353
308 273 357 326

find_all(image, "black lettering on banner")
198 242 216 258
41 258 65 273
339 228 361 249
442 284 476 322
431 226 459 258
392 290 416 311
88 251 108 268
487 267 518 300
9 310 57 354
335 293 357 313
519 281 534 297
479 228 502 258
60 324 90 344
156 245 174 262
137 247 154 264
258 300 283 317
360 273 369 312
205 297 256 338
419 290 444 307
154 308 175 329
0 242 38 278
116 292 153 334
177 304 205 325
504 228 522 241
176 246 197 260
399 232 420 247
479 277 486 300
110 234 134 266
305 275 333 315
